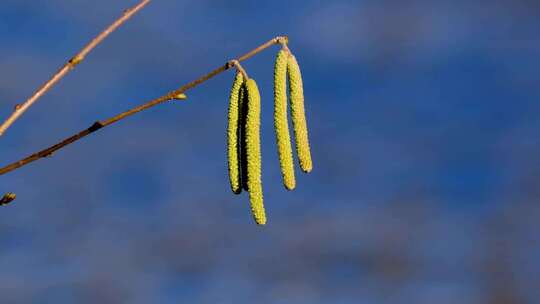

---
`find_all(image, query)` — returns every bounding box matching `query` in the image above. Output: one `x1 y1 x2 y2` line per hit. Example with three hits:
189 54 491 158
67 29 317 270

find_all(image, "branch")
0 36 288 177
0 0 151 137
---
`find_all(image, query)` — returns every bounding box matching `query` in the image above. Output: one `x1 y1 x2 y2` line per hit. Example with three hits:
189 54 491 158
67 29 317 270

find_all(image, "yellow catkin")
227 72 244 194
274 49 296 190
287 53 313 173
245 78 266 225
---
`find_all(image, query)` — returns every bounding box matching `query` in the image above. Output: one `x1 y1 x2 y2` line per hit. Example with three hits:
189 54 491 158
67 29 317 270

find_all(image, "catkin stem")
229 60 249 80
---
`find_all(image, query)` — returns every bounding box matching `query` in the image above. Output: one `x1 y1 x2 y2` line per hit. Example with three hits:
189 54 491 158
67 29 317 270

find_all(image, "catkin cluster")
227 72 266 225
273 48 313 191
226 41 312 225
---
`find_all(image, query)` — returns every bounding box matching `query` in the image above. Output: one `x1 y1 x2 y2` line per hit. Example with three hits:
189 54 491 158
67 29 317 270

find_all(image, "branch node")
172 93 188 101
276 36 289 45
229 60 249 80
68 55 84 67
0 193 16 206
88 121 105 132
277 36 290 53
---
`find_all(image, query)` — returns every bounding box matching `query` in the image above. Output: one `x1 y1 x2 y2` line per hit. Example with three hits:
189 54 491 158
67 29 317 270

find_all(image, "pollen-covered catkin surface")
287 53 313 173
227 72 244 194
245 78 266 225
274 49 296 190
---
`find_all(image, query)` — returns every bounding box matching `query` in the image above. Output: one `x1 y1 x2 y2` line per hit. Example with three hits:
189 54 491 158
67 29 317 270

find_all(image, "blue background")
1 0 539 303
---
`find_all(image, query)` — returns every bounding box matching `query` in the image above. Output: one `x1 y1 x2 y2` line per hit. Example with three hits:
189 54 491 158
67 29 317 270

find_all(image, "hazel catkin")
227 72 244 194
245 78 266 225
287 53 313 173
274 49 296 190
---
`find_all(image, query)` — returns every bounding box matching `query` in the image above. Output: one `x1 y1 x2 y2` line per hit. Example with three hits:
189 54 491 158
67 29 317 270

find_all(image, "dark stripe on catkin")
239 83 249 192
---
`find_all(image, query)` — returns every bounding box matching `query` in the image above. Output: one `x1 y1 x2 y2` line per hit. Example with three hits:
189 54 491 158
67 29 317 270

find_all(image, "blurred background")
1 0 539 303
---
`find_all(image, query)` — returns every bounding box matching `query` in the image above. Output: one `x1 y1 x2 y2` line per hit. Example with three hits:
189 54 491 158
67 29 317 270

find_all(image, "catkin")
287 53 313 173
245 78 266 225
274 49 296 190
227 72 244 194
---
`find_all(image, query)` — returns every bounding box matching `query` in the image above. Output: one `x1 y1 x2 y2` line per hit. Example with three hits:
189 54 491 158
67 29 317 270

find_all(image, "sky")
1 0 540 303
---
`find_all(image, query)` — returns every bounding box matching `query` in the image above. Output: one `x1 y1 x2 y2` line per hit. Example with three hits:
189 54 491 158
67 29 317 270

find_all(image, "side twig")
0 36 287 177
0 0 151 137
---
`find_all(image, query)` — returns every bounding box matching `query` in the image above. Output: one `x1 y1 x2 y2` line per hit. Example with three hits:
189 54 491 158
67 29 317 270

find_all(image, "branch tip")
0 193 16 206
276 36 289 45
277 36 290 53
0 0 151 137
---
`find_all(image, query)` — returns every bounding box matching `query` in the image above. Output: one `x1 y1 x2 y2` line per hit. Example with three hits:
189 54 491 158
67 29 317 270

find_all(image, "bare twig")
0 0 151 137
0 36 287 177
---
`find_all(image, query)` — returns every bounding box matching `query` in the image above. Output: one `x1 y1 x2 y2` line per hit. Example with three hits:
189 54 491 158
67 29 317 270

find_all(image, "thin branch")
0 0 151 137
0 36 287 177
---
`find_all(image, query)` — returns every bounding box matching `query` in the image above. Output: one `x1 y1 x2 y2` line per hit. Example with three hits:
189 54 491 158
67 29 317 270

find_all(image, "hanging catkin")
287 53 313 173
227 72 244 194
274 49 296 190
245 78 266 225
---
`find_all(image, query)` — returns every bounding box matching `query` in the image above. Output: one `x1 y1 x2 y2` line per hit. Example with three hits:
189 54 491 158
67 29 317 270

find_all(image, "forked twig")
0 36 287 177
0 0 151 137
